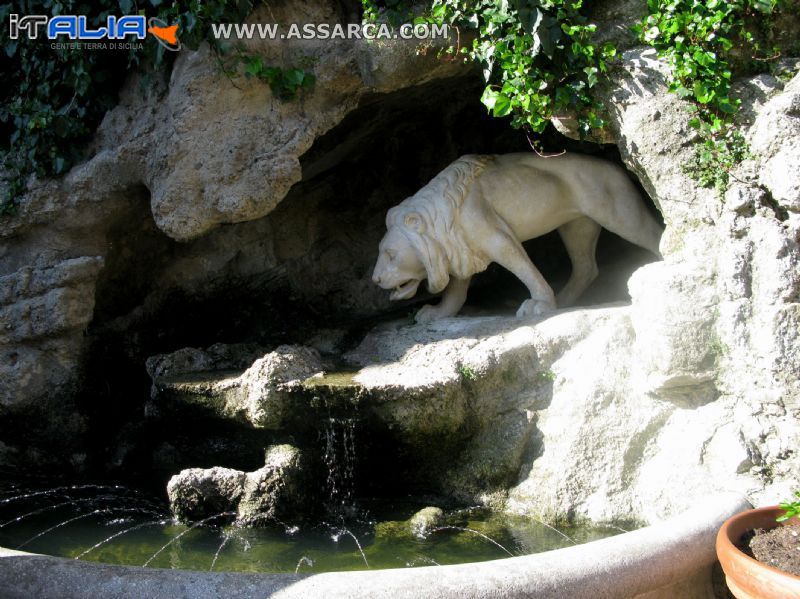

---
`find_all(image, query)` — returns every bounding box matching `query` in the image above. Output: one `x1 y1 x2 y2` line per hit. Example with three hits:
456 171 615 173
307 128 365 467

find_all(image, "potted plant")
716 491 800 598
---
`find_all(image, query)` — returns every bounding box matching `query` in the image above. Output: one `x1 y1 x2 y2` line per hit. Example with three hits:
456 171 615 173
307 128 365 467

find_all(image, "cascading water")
318 413 370 566
321 416 358 516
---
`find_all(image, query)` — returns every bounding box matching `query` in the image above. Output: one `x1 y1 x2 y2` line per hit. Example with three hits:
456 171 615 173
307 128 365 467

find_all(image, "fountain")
0 489 749 597
0 389 625 574
0 478 615 572
321 416 358 516
0 320 755 598
0 371 750 596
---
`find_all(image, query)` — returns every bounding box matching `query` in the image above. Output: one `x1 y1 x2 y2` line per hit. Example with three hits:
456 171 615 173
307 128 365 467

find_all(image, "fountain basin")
0 492 749 598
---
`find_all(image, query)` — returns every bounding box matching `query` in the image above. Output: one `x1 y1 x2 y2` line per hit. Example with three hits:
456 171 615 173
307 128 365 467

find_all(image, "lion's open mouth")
389 279 421 301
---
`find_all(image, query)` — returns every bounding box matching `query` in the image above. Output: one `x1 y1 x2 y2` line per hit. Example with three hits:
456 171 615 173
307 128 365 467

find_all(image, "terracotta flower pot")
716 506 800 599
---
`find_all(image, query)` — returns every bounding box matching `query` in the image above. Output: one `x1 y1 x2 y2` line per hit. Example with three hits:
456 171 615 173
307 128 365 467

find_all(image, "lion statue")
372 153 662 323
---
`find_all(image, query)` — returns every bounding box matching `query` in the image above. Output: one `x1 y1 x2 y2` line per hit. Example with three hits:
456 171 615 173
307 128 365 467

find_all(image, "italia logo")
8 14 181 50
147 17 181 51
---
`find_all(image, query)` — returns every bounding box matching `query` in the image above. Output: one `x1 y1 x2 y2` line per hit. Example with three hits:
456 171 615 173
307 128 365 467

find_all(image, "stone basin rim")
0 491 750 599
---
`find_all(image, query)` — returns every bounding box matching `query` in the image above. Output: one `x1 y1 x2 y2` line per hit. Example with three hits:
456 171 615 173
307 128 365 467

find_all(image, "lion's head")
372 155 494 301
372 213 448 300
372 226 427 300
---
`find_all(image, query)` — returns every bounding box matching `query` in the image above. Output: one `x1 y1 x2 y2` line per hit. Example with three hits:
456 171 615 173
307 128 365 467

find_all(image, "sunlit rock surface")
151 344 325 430
167 444 308 524
408 506 446 539
150 301 783 524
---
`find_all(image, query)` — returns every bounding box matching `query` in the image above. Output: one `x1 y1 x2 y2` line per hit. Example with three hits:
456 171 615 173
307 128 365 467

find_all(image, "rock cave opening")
75 73 663 504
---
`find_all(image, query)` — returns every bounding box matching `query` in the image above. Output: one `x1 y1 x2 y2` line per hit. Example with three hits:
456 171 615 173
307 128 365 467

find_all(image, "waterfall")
321 416 357 515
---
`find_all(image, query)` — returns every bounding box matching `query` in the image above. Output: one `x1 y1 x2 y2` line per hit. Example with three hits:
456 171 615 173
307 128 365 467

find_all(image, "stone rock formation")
152 62 800 522
167 466 247 522
1 0 798 528
0 0 477 468
167 444 308 524
409 507 446 539
145 343 268 380
150 344 325 430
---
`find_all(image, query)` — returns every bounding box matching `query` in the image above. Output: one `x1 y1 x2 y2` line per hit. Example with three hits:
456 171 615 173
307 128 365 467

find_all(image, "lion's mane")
385 154 495 294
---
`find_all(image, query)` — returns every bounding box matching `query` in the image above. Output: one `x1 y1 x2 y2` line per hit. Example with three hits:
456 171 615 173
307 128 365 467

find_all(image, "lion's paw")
516 298 556 318
415 304 448 323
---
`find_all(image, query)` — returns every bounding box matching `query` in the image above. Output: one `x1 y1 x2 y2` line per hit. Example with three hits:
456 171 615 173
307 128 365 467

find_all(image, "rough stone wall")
538 1 800 513
0 0 475 469
604 51 800 507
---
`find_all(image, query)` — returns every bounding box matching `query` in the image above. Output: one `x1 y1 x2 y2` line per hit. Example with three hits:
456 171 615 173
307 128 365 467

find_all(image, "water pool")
0 482 626 573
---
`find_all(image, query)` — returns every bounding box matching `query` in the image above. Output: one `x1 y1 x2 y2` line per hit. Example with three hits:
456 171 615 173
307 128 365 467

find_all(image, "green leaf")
245 57 263 77
583 66 598 87
184 12 197 33
693 80 713 103
480 86 499 111
519 6 544 38
284 69 305 87
493 93 513 117
644 26 660 41
481 51 495 83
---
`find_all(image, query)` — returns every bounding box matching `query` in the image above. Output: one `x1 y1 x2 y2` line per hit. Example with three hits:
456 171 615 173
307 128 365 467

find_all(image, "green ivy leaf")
520 6 545 39
693 80 713 103
492 93 513 117
583 66 598 87
284 69 306 87
480 86 499 111
245 57 263 77
302 72 316 89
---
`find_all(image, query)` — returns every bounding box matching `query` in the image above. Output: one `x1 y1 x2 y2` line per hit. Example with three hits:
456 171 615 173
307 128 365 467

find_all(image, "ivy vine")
235 53 316 100
362 0 615 138
635 0 785 194
435 0 615 137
